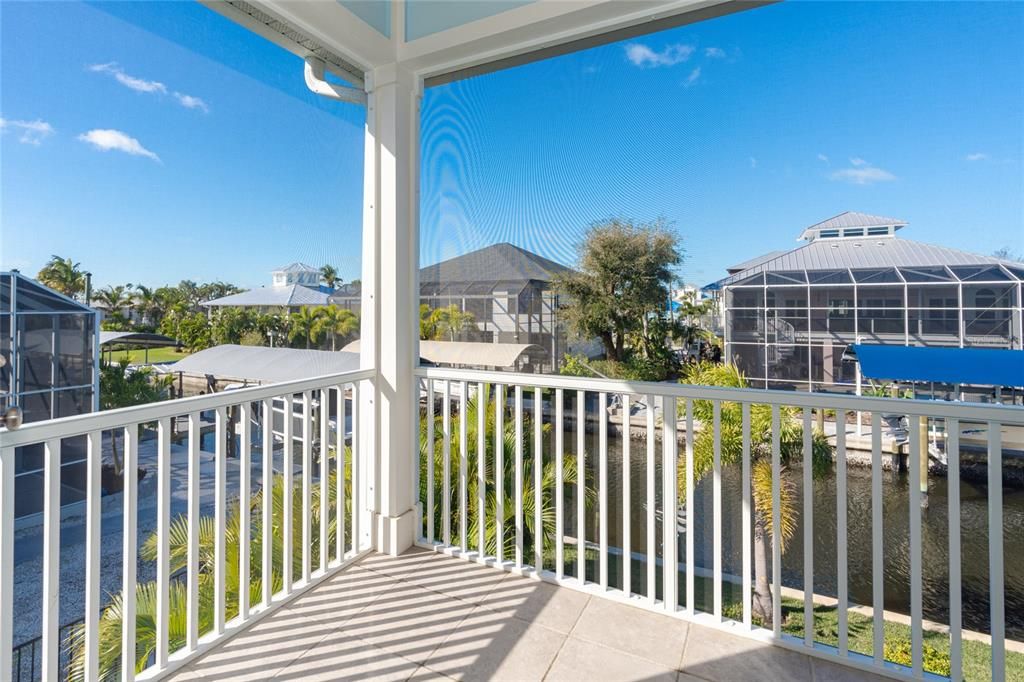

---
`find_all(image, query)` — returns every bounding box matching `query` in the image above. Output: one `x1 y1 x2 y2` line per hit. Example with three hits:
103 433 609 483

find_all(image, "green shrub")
884 639 951 677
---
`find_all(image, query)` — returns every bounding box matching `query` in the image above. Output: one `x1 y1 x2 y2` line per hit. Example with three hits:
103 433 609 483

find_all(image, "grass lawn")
103 346 190 365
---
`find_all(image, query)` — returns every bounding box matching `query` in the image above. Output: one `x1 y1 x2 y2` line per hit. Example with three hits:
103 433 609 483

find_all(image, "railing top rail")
415 366 1024 425
0 368 376 448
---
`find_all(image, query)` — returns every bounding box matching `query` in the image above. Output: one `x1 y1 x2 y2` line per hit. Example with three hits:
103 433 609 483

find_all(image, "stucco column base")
373 507 417 556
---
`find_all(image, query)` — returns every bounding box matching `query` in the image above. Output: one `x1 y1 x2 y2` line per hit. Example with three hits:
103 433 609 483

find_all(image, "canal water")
566 427 1024 641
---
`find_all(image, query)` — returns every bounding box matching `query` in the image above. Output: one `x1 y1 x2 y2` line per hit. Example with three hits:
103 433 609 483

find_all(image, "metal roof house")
202 263 331 313
705 212 1024 392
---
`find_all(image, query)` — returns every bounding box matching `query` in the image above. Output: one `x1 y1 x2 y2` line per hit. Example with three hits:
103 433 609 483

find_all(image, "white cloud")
90 62 167 94
966 152 988 162
749 156 758 169
817 153 829 163
0 117 55 145
174 92 209 113
704 47 726 59
683 67 702 88
625 42 695 68
90 62 207 111
78 129 160 162
830 162 896 185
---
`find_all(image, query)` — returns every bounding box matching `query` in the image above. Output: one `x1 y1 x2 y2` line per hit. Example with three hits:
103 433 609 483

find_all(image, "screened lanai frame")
720 263 1024 392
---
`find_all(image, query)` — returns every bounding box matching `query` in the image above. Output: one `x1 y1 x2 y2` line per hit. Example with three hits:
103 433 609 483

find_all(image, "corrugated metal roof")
275 262 318 273
201 284 330 307
420 243 572 285
802 210 906 233
169 345 360 382
710 236 1022 288
726 251 786 274
342 339 542 368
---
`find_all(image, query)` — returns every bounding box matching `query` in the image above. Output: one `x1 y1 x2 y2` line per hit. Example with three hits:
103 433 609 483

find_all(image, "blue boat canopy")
850 344 1024 388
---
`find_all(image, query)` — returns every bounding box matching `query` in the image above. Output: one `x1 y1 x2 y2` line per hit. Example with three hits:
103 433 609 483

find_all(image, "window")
843 228 865 237
867 226 890 236
820 229 841 238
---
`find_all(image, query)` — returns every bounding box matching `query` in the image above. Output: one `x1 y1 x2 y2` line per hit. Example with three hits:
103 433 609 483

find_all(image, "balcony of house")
2 367 1021 681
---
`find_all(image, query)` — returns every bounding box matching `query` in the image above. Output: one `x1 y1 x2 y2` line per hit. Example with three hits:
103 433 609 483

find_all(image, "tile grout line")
541 595 593 680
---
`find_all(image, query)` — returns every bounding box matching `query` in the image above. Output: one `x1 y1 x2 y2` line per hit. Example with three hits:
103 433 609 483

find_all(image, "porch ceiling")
216 0 762 85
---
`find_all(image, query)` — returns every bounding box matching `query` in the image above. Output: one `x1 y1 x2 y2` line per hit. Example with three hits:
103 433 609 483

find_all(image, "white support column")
360 64 422 555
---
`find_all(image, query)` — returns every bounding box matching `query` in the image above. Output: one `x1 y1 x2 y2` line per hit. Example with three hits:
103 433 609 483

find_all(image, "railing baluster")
84 432 101 679
685 399 694 615
555 388 563 579
871 412 884 664
741 402 752 629
214 406 227 634
771 405 782 637
836 412 848 657
319 390 328 574
0 446 14 682
947 418 962 682
187 414 200 650
988 421 1005 681
443 380 451 547
535 387 544 572
283 395 294 593
515 385 524 568
713 401 722 620
622 394 631 597
122 426 138 680
495 384 504 564
599 391 608 588
908 415 923 677
479 383 487 557
663 396 677 612
261 399 273 607
240 402 252 618
41 438 61 681
301 392 313 584
426 380 434 544
351 382 360 553
646 394 655 602
337 386 346 562
577 389 586 585
156 419 171 668
803 408 813 647
460 381 469 552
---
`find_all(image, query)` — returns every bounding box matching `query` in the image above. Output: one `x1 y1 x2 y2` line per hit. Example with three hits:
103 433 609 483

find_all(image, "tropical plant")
133 285 165 327
312 305 358 351
288 306 323 349
99 360 172 475
36 255 87 298
175 312 213 352
679 361 831 626
420 304 478 341
319 264 340 290
420 385 593 560
95 284 133 316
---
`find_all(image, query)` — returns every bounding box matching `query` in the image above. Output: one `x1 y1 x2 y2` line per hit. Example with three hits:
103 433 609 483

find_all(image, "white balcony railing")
414 367 1024 682
0 368 374 681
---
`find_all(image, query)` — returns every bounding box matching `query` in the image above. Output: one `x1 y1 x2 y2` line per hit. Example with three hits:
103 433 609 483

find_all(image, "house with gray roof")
704 212 1024 391
201 264 330 314
332 243 583 372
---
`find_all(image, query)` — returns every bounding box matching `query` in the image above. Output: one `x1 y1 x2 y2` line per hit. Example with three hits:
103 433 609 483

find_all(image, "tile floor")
168 548 889 681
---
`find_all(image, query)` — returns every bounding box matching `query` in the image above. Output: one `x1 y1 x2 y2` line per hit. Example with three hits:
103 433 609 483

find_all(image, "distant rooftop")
420 242 572 285
273 262 319 274
201 283 330 308
798 211 907 241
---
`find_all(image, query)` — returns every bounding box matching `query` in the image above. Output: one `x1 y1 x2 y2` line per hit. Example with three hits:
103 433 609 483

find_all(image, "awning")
850 344 1024 388
168 344 360 383
342 339 543 368
100 331 180 348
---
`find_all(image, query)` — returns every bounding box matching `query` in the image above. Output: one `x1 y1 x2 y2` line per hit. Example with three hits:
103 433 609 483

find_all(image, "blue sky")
2 1 1022 290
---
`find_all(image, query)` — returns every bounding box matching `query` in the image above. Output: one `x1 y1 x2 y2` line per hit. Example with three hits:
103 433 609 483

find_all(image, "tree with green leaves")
99 360 172 475
175 312 213 352
556 218 682 363
36 255 87 299
312 305 358 350
420 304 478 341
289 306 323 349
319 264 340 290
679 361 831 625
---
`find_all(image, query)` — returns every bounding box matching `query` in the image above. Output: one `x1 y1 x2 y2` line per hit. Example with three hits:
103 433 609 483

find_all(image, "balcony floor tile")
167 548 894 682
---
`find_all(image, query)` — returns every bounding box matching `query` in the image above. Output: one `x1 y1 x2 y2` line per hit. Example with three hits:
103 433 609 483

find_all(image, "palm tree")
423 305 477 341
133 285 164 327
288 306 323 349
319 264 340 290
420 385 594 560
312 305 358 351
36 255 87 298
95 285 132 314
678 362 830 626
